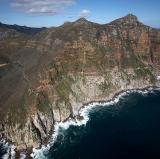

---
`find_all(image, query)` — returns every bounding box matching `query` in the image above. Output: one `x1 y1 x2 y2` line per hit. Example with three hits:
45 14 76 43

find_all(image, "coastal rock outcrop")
0 14 160 154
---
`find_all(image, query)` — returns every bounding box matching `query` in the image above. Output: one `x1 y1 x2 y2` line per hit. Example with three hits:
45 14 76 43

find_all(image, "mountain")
0 22 46 36
0 14 160 156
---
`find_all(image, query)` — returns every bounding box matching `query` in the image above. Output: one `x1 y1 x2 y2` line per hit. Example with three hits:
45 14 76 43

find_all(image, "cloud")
11 0 76 16
79 9 91 18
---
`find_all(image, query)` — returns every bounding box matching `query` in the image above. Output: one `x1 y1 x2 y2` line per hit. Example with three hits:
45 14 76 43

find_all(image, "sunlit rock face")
0 14 160 151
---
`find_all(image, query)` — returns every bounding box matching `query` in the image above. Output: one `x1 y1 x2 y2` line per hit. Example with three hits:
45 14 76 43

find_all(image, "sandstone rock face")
0 14 160 152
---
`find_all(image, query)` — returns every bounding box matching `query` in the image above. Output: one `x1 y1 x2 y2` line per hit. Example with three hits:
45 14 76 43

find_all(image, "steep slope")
0 14 160 154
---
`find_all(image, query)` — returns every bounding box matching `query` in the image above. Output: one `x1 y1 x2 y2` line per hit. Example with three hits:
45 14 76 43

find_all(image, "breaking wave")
0 140 16 159
31 87 160 159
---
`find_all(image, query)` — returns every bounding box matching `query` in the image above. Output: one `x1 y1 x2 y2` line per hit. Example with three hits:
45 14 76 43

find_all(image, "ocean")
1 88 160 159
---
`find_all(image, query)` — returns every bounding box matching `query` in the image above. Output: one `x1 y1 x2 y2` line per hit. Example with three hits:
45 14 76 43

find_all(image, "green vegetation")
98 71 117 95
120 70 132 84
134 67 156 83
98 81 116 96
7 98 27 128
37 97 51 114
56 80 71 101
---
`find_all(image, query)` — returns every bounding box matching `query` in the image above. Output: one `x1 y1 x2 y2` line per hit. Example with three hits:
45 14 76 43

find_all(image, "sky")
0 0 160 28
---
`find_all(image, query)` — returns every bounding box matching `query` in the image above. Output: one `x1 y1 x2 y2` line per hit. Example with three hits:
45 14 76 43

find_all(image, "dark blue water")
0 142 7 159
47 90 160 159
1 89 160 159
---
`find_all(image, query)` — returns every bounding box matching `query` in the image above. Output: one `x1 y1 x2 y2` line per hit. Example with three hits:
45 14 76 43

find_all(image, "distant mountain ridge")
0 14 160 157
0 22 46 35
0 14 159 35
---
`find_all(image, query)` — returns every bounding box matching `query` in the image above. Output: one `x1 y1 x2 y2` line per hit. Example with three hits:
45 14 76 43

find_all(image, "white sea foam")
31 87 157 159
20 152 27 159
157 76 160 80
1 87 158 159
1 141 16 159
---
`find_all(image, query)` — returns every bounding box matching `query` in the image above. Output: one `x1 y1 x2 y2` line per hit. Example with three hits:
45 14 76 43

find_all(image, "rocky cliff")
0 14 160 154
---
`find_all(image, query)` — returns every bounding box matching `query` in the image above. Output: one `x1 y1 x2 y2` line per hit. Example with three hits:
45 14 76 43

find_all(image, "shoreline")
1 85 160 159
77 85 156 113
31 85 160 159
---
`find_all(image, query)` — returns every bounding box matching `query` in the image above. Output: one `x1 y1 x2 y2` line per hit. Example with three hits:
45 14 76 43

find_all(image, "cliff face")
0 14 160 152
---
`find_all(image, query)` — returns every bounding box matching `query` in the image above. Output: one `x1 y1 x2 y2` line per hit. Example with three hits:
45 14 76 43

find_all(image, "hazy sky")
0 0 160 28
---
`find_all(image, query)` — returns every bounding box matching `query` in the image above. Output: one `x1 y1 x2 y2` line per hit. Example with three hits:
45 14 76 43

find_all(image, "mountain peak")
77 17 87 21
74 18 90 25
124 14 138 22
111 14 139 26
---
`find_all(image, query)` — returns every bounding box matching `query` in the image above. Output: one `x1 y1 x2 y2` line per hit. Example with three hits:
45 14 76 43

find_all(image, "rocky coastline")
0 14 160 158
30 84 160 159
